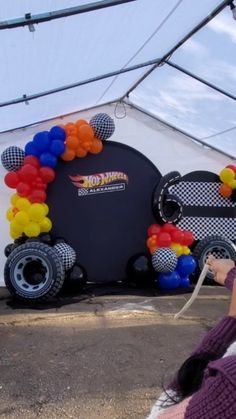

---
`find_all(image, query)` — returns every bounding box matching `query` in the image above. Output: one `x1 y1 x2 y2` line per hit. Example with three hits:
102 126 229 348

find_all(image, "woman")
147 257 236 418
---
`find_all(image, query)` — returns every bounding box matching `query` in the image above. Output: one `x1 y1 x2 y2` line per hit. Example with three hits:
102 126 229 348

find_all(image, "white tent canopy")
1 0 236 157
1 0 236 285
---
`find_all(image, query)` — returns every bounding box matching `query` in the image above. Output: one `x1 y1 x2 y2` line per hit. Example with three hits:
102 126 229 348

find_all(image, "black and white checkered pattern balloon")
1 146 25 171
152 248 177 272
89 113 115 140
54 243 76 271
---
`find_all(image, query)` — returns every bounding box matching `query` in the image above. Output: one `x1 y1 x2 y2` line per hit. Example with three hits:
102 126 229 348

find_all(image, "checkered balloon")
89 113 115 140
152 248 177 272
1 146 25 171
54 243 76 271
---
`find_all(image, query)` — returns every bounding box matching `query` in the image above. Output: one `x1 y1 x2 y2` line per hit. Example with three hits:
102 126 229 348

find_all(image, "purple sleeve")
169 316 236 391
225 267 236 291
185 356 236 418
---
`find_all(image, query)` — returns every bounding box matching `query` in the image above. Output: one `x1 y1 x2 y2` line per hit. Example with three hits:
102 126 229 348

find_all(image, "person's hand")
207 256 235 286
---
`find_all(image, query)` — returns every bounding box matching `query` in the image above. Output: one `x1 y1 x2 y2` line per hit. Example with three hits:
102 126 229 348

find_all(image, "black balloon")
14 235 27 245
126 253 155 287
39 233 52 245
53 236 68 245
4 243 15 257
63 263 87 293
231 190 236 203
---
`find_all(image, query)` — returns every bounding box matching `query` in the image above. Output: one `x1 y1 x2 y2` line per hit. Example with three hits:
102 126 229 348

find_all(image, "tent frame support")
165 61 236 102
124 100 236 160
0 0 234 109
0 58 161 108
121 0 233 100
0 0 137 30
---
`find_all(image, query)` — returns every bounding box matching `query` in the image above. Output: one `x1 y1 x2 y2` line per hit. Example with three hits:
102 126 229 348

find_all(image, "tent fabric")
0 0 232 137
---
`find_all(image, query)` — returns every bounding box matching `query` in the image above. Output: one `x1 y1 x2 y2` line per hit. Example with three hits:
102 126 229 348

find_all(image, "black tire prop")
4 242 65 301
192 235 236 283
152 171 183 224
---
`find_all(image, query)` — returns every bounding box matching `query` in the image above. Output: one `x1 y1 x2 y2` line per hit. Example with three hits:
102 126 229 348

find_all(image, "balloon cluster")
1 113 115 241
61 120 103 160
6 195 51 239
219 165 236 201
146 223 195 256
60 113 115 161
146 223 196 289
4 155 55 204
25 126 66 168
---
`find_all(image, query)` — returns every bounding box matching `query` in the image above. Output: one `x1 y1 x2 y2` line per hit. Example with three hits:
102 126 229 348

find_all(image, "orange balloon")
90 138 103 154
61 147 76 161
66 136 79 150
82 140 93 151
150 246 158 255
75 119 88 129
78 124 94 142
65 123 77 137
75 146 88 158
219 183 232 198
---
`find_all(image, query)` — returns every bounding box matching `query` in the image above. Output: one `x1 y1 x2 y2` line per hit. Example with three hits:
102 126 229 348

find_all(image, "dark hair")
176 352 217 398
161 352 218 408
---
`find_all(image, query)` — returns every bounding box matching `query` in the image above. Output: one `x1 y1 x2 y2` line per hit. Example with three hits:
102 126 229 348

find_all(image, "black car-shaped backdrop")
169 171 236 282
2 114 236 302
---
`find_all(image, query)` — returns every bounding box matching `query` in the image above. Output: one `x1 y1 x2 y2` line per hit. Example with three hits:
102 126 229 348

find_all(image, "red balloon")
39 167 55 183
182 231 195 246
171 230 184 244
16 182 31 197
226 165 236 174
162 223 177 233
147 224 162 237
4 172 19 188
19 164 38 182
157 232 172 247
28 189 47 203
36 182 47 190
23 155 41 168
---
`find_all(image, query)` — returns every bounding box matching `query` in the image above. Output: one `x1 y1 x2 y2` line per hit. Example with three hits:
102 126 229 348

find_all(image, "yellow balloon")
42 203 49 216
182 246 190 255
16 197 31 211
14 211 30 226
6 207 14 221
40 217 52 233
10 193 20 206
228 180 236 190
10 220 24 235
28 203 46 222
24 222 41 237
10 229 21 240
170 243 182 257
219 168 235 183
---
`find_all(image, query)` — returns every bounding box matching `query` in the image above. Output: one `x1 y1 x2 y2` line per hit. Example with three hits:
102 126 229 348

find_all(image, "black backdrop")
47 141 161 282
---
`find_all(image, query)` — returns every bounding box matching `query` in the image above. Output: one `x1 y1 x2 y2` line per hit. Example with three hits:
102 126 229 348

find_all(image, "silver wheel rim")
10 254 51 297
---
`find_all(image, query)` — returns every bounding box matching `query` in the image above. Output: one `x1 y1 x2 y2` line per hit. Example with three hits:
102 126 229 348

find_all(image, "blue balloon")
50 140 65 156
179 276 190 288
158 271 181 290
25 141 40 157
40 152 57 168
176 255 197 277
33 131 51 153
50 126 66 142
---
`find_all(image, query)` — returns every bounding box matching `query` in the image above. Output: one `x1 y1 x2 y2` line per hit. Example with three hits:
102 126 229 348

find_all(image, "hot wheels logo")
70 171 129 189
69 171 129 196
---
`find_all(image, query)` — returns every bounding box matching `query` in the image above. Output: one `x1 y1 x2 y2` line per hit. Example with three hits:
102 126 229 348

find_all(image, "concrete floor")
0 285 230 419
